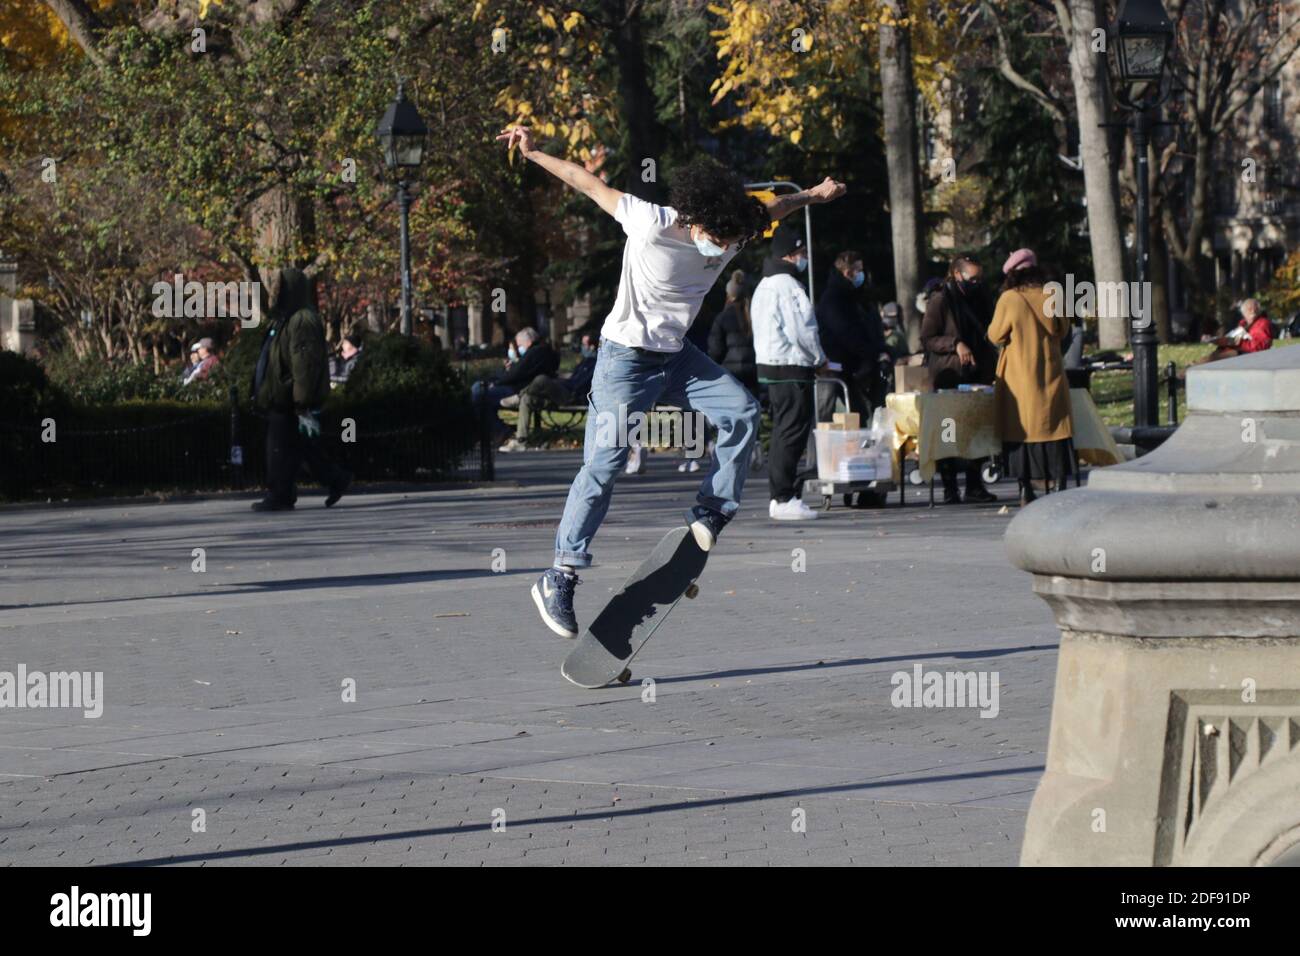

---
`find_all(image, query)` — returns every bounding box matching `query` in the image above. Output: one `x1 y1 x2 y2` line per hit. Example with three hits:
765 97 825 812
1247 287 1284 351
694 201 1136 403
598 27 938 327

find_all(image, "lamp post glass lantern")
1108 0 1173 103
1107 0 1174 429
376 81 428 171
375 82 428 336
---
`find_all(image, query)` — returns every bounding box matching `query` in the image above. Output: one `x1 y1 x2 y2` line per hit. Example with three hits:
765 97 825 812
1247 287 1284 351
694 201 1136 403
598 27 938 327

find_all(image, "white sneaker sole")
531 582 578 638
690 521 716 552
772 509 818 521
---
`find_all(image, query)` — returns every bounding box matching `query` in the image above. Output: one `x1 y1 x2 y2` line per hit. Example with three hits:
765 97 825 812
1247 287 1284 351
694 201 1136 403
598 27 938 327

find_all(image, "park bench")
526 398 690 447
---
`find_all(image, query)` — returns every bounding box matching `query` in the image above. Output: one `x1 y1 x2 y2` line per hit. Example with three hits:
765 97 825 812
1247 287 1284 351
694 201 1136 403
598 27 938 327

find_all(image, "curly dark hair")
668 156 770 243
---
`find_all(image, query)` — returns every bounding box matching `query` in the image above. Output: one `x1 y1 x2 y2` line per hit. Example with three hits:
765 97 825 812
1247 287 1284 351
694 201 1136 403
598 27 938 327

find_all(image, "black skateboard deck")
561 526 709 689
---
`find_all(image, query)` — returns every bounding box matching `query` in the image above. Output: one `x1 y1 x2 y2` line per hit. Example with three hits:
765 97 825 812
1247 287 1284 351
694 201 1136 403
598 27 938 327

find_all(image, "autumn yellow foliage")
709 0 967 147
476 2 614 163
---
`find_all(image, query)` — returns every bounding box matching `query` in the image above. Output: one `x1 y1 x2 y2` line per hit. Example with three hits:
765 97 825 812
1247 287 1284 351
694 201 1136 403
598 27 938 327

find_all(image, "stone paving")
0 451 1059 865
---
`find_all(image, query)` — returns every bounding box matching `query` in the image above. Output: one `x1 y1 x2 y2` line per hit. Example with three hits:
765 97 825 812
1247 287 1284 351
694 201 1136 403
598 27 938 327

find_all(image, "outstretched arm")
764 176 847 222
498 125 623 217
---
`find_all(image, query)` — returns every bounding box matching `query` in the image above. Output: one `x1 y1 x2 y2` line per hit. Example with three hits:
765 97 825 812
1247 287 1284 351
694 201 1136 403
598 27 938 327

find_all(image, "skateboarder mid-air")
497 125 847 638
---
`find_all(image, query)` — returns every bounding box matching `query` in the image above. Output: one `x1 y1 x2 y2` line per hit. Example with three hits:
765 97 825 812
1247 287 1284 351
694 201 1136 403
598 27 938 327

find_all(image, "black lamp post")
1107 0 1174 429
375 81 428 336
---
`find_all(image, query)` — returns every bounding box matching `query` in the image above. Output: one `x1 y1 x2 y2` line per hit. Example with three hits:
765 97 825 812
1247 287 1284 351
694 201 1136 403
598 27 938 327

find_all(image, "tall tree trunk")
251 182 314 300
1055 0 1128 349
607 0 666 203
878 0 925 352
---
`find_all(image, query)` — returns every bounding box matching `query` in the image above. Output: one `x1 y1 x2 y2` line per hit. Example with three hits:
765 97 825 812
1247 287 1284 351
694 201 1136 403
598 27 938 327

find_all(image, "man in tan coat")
987 249 1073 505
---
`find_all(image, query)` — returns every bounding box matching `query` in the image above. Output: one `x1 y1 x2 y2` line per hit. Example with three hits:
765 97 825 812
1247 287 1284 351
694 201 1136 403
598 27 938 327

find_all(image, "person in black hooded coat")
707 269 758 395
251 267 351 511
814 250 888 419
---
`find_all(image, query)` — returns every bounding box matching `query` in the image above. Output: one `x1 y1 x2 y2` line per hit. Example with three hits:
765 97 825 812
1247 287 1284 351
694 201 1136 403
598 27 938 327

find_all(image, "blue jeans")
471 381 518 409
555 339 760 567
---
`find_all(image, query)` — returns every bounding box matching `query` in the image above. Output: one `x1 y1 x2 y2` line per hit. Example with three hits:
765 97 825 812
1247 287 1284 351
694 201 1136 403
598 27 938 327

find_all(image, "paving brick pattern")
0 452 1056 865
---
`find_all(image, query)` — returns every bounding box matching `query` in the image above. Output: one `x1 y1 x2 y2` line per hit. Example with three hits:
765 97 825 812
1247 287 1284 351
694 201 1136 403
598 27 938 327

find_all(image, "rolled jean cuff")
554 548 592 569
695 492 736 518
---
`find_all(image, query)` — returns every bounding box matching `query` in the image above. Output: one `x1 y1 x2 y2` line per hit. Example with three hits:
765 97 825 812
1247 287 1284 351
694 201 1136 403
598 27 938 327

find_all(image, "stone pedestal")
1008 347 1300 866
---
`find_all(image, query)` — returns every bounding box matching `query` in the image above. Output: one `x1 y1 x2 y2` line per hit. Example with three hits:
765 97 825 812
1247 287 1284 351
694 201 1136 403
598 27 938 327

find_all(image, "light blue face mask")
694 233 727 258
795 256 808 273
852 271 865 288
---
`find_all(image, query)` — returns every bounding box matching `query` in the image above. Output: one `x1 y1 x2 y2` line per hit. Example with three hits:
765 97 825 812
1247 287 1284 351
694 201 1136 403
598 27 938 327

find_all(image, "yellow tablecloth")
1070 389 1124 468
886 388 1122 482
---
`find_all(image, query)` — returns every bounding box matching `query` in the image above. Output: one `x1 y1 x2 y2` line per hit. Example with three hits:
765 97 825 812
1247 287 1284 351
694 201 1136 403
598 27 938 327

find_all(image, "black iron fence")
0 389 494 501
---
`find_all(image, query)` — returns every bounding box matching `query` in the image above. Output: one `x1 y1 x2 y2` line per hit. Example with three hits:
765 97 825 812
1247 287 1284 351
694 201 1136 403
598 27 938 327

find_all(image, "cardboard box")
894 361 934 394
832 412 861 430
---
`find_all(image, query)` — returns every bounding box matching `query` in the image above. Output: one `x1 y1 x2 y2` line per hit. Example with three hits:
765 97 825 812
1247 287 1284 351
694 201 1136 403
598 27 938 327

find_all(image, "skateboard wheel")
617 668 632 685
684 583 699 599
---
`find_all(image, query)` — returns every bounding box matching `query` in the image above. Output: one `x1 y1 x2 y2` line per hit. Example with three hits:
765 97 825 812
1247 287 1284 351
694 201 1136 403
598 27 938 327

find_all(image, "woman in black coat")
708 270 758 396
919 255 998 505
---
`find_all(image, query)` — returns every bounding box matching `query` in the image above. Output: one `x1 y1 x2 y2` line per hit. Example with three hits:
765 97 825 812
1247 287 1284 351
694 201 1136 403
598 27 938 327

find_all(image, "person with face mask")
752 225 828 521
472 327 559 441
815 249 889 421
498 124 846 637
920 255 999 504
500 334 600 451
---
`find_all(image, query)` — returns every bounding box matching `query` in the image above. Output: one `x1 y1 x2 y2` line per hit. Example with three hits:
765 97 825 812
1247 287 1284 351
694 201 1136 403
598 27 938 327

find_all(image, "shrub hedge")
1 334 484 500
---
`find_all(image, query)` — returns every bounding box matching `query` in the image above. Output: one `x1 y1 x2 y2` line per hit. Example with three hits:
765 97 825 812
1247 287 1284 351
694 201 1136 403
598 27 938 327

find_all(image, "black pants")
767 379 815 502
265 409 346 506
938 457 988 494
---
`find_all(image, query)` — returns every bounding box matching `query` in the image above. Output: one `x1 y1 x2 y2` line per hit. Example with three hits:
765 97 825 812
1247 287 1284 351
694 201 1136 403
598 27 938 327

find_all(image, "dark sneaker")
532 567 580 638
687 505 730 552
964 486 997 504
325 471 352 507
251 498 294 512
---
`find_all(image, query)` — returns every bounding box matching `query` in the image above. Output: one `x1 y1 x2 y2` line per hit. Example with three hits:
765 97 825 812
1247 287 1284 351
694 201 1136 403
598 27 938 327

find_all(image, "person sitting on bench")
500 334 599 451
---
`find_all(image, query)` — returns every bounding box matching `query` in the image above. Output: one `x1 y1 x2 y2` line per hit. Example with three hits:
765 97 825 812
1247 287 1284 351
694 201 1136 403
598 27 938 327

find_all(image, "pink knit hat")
1002 248 1037 275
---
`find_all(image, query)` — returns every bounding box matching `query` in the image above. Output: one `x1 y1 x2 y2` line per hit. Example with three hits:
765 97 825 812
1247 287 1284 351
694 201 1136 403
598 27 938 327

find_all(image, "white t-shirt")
600 193 738 352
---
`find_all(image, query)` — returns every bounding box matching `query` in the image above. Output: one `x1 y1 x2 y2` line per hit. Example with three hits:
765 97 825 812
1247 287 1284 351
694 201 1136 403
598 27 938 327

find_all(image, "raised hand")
496 124 536 159
808 176 847 204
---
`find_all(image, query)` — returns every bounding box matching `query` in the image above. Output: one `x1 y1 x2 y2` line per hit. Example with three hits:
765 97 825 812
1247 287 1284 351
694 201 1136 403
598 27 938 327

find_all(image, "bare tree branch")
40 0 109 67
981 1 1069 126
